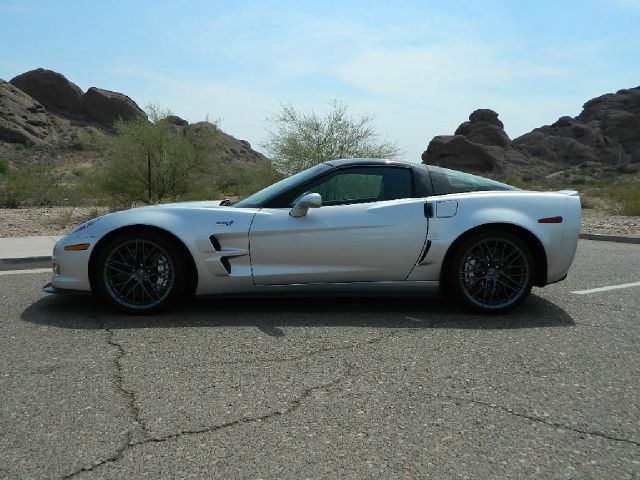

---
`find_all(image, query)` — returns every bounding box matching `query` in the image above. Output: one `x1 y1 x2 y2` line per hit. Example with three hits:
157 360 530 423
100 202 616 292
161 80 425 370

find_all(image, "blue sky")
1 0 639 162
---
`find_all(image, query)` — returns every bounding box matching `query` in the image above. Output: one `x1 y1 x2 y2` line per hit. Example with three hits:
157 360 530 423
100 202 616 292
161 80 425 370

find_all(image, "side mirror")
289 193 322 217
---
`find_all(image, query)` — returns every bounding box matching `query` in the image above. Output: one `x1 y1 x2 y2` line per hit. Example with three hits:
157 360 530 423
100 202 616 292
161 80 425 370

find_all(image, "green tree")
263 100 401 175
100 106 217 204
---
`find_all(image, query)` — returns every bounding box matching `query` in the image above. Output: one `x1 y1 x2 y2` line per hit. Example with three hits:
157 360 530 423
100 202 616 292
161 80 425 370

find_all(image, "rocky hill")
422 86 640 179
0 68 267 169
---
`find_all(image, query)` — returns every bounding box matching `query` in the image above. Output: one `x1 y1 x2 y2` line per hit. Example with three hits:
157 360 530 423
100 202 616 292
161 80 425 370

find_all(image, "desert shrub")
606 182 640 216
236 161 283 197
0 156 9 175
502 177 537 190
99 107 221 204
0 166 66 208
215 161 282 198
0 178 21 208
70 128 109 152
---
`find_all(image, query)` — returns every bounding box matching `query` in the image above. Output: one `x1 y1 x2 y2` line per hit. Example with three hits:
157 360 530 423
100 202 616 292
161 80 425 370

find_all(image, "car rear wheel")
447 230 534 314
95 231 186 314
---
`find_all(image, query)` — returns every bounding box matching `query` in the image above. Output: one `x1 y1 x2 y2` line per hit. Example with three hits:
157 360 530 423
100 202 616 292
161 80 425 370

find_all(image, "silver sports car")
44 158 581 314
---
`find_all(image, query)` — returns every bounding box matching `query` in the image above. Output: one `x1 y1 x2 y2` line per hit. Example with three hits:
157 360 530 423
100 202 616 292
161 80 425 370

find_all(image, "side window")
293 167 413 206
429 166 516 195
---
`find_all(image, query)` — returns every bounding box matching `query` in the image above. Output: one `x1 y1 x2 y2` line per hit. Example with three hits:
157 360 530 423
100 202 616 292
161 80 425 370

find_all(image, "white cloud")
608 0 640 12
0 4 43 14
337 44 507 96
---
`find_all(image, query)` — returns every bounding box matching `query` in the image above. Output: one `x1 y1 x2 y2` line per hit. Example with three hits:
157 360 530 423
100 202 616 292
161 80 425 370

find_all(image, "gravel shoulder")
1 206 639 238
0 207 109 237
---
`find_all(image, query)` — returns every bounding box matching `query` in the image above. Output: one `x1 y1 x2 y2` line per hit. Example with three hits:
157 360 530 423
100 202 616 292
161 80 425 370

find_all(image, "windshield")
234 163 332 208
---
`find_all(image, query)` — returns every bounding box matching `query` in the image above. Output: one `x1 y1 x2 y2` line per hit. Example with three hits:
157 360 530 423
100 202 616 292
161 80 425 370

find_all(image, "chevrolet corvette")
44 158 581 314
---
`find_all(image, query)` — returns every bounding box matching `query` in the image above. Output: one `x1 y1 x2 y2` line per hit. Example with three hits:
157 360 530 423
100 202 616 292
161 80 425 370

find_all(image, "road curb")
0 256 52 271
579 233 640 244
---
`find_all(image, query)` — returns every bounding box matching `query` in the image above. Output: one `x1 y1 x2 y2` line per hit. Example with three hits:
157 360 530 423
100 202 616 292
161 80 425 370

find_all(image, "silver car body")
49 160 581 299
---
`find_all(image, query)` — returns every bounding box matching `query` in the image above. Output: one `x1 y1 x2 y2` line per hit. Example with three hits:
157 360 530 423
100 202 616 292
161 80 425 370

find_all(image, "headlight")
70 217 102 235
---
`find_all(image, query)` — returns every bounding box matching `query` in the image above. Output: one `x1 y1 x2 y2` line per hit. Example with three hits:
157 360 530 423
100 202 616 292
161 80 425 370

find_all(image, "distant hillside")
0 68 267 171
422 86 640 179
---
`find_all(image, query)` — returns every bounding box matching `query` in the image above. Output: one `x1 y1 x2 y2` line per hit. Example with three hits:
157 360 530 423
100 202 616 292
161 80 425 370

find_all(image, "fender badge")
216 220 234 226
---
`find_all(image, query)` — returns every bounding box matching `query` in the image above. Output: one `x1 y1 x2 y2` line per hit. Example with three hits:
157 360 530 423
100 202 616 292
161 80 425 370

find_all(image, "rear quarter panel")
407 191 581 284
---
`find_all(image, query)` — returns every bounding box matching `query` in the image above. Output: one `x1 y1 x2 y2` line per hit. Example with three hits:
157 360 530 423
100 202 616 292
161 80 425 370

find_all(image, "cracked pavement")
1 240 639 479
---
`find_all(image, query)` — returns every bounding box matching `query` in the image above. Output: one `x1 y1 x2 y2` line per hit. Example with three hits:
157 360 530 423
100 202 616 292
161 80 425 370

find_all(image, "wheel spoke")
501 274 523 289
488 280 497 305
500 249 520 266
115 249 130 267
479 242 491 263
142 242 157 266
107 263 130 275
504 253 525 268
142 277 161 300
470 279 486 298
117 277 137 299
124 244 135 264
496 278 519 292
109 258 131 269
482 278 490 304
497 280 513 303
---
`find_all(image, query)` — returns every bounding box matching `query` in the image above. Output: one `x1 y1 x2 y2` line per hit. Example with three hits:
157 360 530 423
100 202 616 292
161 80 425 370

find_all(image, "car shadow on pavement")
21 293 574 332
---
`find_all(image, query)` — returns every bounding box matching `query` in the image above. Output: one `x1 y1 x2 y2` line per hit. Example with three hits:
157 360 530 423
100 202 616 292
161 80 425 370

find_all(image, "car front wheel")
95 231 186 314
447 230 534 314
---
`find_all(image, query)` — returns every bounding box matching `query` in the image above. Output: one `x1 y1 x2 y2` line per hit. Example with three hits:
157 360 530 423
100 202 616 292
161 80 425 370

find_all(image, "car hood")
72 200 256 239
143 200 231 209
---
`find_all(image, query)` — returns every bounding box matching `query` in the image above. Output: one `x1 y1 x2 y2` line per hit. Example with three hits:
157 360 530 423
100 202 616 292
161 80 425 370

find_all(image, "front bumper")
43 282 92 296
49 234 96 292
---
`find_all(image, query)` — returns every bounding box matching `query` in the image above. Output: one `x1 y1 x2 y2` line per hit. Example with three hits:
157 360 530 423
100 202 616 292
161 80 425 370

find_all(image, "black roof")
324 158 419 168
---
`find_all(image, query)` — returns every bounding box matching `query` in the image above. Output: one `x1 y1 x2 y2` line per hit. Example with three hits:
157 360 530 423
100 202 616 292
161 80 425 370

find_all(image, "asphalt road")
1 239 638 479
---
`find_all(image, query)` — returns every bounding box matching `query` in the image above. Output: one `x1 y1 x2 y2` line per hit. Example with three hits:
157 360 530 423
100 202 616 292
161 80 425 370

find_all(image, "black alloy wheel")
447 230 534 313
96 231 187 314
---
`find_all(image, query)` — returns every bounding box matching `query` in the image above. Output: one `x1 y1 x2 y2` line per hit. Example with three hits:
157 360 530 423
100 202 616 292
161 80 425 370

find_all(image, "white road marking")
572 281 640 295
406 316 423 323
0 268 51 276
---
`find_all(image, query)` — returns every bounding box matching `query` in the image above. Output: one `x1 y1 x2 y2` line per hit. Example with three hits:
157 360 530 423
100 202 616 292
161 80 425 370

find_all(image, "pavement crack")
443 394 640 447
144 364 352 446
62 362 352 478
62 317 149 479
62 436 132 480
97 318 149 439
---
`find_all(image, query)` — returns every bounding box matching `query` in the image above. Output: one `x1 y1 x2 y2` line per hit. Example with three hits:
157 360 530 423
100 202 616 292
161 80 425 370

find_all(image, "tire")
95 230 187 314
446 230 534 314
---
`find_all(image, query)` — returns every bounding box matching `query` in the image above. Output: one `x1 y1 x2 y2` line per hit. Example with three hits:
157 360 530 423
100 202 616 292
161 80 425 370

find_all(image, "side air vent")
209 235 221 251
220 257 231 274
